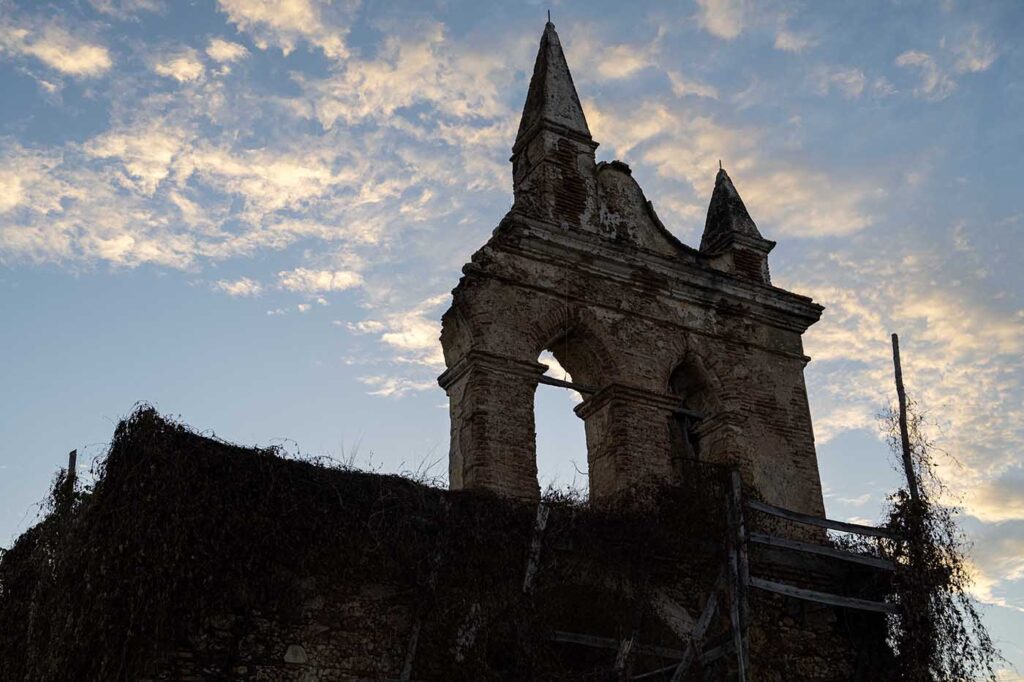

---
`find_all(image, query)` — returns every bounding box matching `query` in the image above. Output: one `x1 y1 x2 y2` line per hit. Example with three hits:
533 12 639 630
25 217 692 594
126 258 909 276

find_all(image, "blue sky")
1 0 1022 674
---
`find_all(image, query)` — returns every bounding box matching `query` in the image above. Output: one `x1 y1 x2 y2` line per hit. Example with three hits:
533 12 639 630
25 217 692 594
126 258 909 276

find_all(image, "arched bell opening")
667 356 719 476
534 349 588 498
532 323 615 501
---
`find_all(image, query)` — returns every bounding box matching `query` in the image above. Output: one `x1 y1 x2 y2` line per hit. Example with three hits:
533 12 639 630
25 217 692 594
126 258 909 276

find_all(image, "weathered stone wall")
1 410 892 682
440 210 824 512
438 21 826 515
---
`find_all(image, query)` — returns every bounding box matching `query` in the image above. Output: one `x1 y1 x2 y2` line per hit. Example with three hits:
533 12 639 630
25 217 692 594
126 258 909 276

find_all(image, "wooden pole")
66 449 77 495
891 334 921 503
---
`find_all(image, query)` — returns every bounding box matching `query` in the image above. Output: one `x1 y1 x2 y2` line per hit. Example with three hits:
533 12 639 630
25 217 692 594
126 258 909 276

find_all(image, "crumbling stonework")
1 23 902 682
439 21 825 514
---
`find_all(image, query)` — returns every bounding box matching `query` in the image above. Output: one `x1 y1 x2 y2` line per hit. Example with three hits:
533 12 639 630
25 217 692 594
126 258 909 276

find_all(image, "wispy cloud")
810 65 867 99
206 38 248 63
895 50 957 100
215 0 352 58
695 0 745 40
277 268 363 294
213 277 262 297
0 17 112 77
153 47 204 82
774 29 817 53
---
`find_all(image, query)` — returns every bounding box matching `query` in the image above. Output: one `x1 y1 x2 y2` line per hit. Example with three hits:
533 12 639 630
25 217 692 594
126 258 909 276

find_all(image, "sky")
0 0 1022 675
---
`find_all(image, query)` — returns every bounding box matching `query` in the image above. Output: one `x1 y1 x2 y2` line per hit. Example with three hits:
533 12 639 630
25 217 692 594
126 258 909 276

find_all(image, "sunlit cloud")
896 50 957 100
810 65 867 99
952 26 997 74
774 29 817 53
695 0 745 40
215 0 351 58
213 277 262 297
206 38 248 63
277 268 363 294
153 47 204 82
0 18 112 77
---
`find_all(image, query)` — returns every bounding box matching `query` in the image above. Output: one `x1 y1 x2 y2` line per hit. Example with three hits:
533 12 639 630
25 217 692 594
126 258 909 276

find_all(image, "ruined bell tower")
437 21 826 515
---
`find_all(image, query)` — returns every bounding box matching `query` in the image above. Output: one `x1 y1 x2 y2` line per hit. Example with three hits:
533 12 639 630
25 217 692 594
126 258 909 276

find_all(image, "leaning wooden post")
66 449 77 497
726 471 748 682
890 334 921 504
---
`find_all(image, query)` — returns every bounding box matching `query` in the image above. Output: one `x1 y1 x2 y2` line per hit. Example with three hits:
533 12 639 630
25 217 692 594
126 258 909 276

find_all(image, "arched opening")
667 357 717 471
534 349 589 498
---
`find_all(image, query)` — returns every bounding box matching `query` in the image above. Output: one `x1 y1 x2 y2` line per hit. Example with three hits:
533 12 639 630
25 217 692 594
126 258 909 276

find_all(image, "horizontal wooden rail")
750 577 899 614
746 499 898 539
536 375 597 394
549 630 687 660
749 532 896 571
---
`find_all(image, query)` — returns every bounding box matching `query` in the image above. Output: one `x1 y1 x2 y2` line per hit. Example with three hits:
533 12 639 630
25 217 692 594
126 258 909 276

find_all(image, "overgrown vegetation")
0 407 732 681
880 399 1000 681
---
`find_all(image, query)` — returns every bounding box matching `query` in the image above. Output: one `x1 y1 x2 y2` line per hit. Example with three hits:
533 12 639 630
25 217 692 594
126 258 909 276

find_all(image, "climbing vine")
880 399 1000 681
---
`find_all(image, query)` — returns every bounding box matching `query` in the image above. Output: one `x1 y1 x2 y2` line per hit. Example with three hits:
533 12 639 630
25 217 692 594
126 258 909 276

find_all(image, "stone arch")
665 350 725 471
529 305 622 497
666 351 722 417
528 306 619 388
439 304 475 367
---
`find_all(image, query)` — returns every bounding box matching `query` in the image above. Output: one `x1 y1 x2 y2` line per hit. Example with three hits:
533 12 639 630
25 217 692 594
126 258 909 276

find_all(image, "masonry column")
438 351 546 500
575 384 678 503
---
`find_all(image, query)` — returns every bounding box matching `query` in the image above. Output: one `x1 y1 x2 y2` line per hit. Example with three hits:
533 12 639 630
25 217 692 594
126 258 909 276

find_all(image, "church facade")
439 20 826 515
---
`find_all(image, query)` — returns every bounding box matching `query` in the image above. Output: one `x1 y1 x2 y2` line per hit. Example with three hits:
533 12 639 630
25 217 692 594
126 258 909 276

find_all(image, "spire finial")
514 15 592 150
719 159 722 170
547 9 551 23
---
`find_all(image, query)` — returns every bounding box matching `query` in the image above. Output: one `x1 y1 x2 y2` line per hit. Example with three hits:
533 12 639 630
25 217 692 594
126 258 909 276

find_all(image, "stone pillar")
438 350 546 500
575 384 679 503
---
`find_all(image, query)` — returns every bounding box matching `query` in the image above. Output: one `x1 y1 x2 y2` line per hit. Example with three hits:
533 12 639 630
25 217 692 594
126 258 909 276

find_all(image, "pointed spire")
514 20 592 151
700 166 764 251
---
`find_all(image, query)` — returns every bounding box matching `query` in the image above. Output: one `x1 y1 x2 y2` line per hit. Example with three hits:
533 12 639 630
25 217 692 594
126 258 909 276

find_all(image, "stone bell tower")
437 21 826 515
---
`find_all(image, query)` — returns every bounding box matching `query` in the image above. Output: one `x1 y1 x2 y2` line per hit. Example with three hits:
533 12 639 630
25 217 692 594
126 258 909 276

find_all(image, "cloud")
895 50 957 100
88 0 162 18
811 66 867 99
374 294 448 368
213 277 262 296
667 72 719 99
306 21 512 130
358 375 436 398
85 122 190 195
587 100 875 238
774 29 817 53
0 19 112 77
953 27 997 74
593 43 654 80
215 0 350 58
789 244 1024 523
695 0 745 40
153 47 205 82
277 268 363 293
967 468 1024 523
206 38 248 63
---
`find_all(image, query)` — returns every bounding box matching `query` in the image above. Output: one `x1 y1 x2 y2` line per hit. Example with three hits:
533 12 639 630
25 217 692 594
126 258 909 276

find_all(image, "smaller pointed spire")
514 20 592 151
700 166 763 251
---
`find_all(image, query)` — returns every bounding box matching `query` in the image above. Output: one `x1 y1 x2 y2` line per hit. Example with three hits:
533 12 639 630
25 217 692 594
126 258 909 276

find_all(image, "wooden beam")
730 471 750 676
668 588 720 682
746 499 898 539
400 621 421 681
749 577 899 614
549 631 687 660
891 333 922 503
536 374 597 394
726 483 748 682
672 406 705 420
66 449 77 495
522 503 550 594
634 635 733 681
748 532 896 571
